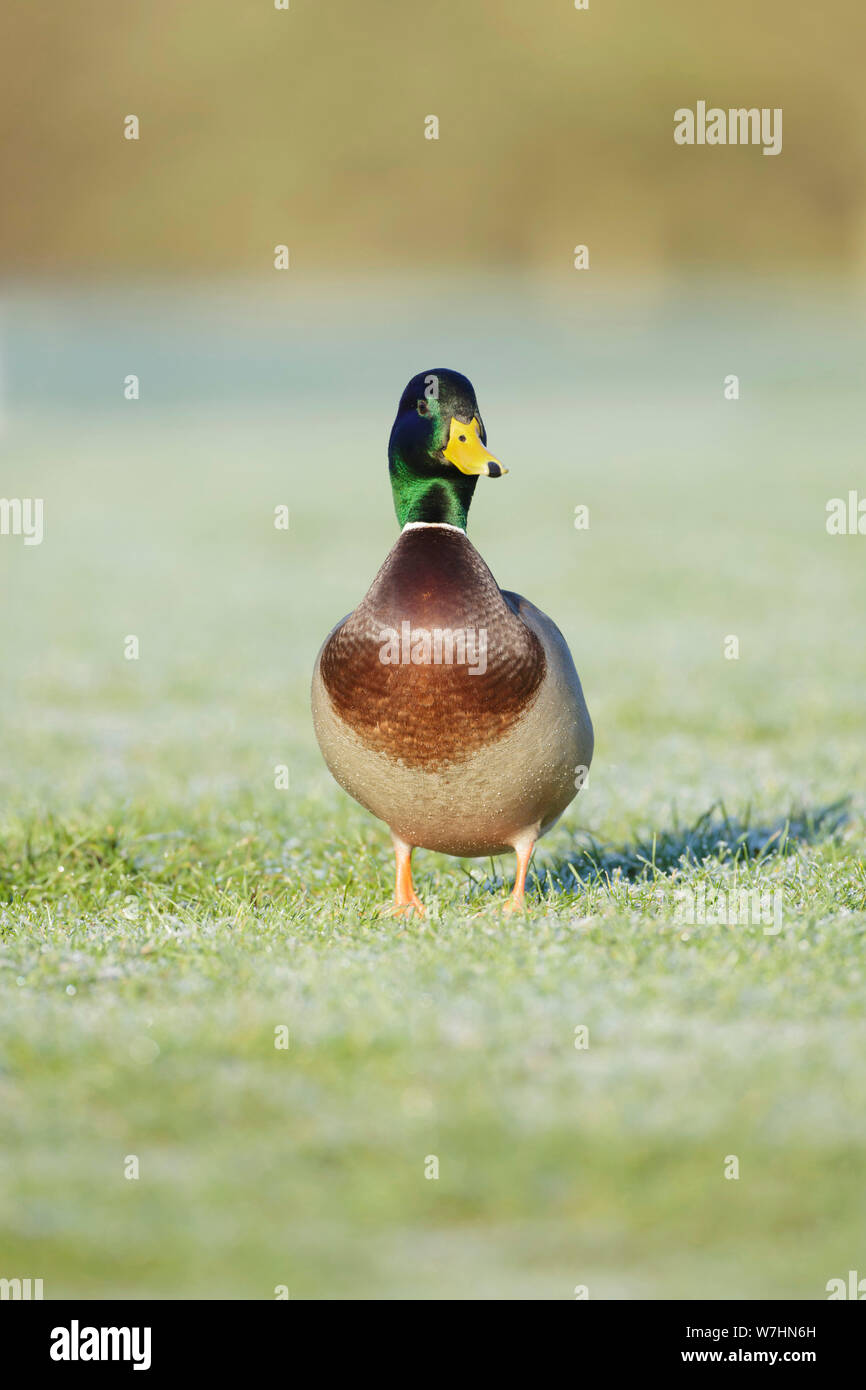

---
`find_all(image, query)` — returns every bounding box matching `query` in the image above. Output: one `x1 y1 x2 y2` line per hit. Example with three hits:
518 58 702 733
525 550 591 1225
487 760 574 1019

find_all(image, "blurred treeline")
1 0 864 277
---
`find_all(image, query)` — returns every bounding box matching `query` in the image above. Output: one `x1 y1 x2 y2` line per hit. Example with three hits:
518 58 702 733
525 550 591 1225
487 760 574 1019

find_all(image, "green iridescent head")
388 369 506 529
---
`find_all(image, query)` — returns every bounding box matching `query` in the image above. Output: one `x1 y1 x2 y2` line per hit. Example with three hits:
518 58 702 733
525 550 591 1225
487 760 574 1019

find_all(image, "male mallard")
312 369 593 914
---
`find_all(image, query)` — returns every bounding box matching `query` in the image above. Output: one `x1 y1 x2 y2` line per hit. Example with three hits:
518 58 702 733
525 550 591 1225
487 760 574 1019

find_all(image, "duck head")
388 369 506 529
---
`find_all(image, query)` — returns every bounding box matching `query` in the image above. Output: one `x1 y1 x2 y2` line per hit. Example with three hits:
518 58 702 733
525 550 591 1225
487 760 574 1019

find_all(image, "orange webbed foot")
389 834 425 919
502 832 537 913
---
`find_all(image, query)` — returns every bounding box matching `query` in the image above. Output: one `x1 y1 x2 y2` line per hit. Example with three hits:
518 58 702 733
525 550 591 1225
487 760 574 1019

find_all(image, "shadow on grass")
465 799 851 901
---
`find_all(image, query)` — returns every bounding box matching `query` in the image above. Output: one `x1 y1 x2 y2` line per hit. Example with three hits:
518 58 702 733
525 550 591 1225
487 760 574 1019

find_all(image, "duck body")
311 368 593 912
313 521 593 859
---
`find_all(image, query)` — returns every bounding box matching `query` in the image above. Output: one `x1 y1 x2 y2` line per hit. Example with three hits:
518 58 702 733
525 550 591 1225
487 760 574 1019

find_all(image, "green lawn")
1 282 864 1298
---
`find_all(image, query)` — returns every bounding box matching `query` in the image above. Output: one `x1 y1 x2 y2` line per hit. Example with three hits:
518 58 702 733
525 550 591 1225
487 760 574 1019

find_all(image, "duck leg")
503 830 537 913
391 832 425 917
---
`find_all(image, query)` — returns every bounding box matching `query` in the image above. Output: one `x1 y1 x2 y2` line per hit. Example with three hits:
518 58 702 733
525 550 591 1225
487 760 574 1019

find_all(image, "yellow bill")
442 416 506 477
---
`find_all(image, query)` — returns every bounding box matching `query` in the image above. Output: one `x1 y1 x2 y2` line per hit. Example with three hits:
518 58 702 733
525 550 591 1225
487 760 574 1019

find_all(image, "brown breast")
319 526 545 769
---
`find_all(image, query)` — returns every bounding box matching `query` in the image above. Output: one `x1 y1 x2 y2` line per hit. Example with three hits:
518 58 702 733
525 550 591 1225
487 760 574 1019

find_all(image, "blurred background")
2 0 866 277
2 0 864 810
1 0 865 1300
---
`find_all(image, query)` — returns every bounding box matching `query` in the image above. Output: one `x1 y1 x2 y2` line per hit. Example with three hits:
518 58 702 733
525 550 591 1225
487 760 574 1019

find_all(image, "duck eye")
416 399 430 417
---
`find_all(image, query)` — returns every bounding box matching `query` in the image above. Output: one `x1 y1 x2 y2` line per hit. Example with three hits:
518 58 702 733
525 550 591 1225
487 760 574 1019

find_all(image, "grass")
0 282 865 1298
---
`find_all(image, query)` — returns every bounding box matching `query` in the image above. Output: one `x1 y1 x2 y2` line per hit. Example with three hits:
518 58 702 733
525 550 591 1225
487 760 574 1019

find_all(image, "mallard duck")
311 369 593 914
